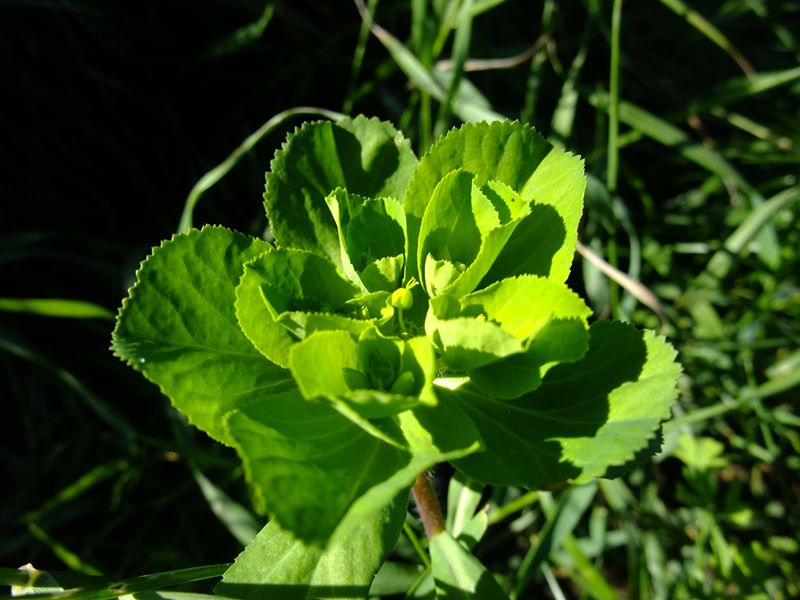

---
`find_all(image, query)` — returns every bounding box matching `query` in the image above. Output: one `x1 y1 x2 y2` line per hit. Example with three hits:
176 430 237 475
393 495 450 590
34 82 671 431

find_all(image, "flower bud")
390 287 414 310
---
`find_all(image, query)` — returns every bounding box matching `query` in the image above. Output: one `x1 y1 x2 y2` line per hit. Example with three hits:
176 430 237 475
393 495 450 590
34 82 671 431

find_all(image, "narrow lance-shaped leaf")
429 531 507 600
112 226 294 445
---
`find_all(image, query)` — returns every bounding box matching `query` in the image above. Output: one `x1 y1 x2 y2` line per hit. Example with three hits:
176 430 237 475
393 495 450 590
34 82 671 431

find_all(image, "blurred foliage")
1 0 798 598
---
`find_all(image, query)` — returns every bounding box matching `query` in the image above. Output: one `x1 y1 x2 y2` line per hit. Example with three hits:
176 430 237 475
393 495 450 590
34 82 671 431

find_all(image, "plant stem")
412 471 445 538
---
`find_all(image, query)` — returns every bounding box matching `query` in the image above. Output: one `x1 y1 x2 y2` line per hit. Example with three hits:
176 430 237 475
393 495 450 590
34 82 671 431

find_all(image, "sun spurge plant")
112 117 680 598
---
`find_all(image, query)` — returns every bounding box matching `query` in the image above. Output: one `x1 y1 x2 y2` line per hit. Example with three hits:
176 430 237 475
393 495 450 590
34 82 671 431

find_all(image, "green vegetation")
2 1 798 598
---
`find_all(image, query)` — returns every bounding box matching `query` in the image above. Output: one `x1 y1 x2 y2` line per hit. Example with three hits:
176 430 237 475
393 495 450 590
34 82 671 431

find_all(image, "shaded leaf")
449 321 681 488
429 531 507 599
265 116 417 265
288 329 436 419
226 391 481 544
427 276 590 377
417 170 531 298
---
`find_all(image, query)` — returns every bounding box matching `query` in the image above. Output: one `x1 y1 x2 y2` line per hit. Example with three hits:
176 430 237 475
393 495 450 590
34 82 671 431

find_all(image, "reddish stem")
411 471 445 538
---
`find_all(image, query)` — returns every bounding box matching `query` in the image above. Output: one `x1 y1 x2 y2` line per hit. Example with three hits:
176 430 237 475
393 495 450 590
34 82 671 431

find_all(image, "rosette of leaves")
112 116 681 599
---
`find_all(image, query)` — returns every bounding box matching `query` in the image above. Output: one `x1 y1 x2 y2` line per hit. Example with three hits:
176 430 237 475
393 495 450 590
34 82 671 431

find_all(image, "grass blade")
704 185 800 280
23 460 129 524
354 0 502 125
521 0 555 123
658 0 754 77
560 536 622 600
178 106 344 234
434 0 474 137
687 66 800 114
343 0 379 114
607 0 623 193
588 90 781 269
511 484 597 599
28 524 103 576
550 23 591 143
205 1 274 58
0 298 114 320
192 470 260 546
0 331 138 446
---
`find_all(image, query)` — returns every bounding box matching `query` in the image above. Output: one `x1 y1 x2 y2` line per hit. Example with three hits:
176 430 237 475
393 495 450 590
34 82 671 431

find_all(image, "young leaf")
404 121 584 285
446 474 484 540
448 321 681 488
265 116 417 265
468 318 590 399
235 249 368 366
429 531 507 599
326 189 407 292
418 170 485 296
426 276 591 374
418 170 532 298
216 495 407 600
226 391 481 544
112 226 294 445
288 329 437 420
455 275 591 340
425 316 524 370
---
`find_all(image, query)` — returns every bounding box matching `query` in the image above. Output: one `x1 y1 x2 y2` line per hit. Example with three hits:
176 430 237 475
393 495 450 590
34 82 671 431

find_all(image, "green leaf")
288 329 437 419
446 474 484 540
226 392 481 544
0 297 114 320
417 170 532 298
360 255 405 293
250 249 361 315
674 434 727 472
429 531 507 599
468 318 590 399
216 495 406 600
449 321 681 488
426 316 523 370
326 189 407 292
112 226 294 445
427 276 591 375
404 121 584 285
193 470 260 546
456 276 591 340
265 116 417 265
418 170 486 296
235 249 368 367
